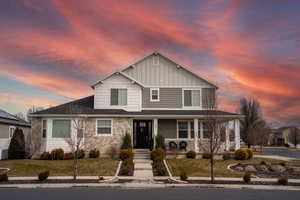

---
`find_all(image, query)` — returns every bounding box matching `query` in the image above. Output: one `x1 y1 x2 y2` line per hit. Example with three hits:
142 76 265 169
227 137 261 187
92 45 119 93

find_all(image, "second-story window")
184 90 200 107
150 88 160 101
111 88 127 106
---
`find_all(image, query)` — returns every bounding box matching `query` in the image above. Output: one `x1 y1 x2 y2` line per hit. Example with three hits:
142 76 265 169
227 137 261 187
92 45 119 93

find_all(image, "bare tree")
63 105 89 180
200 88 225 183
14 112 26 121
26 106 44 122
239 98 265 147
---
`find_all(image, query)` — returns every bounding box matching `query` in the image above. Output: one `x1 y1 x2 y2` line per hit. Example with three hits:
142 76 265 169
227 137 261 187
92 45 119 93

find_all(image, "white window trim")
182 89 202 109
176 120 194 139
96 119 113 136
110 88 128 106
51 119 71 138
8 126 16 139
150 88 160 102
42 119 47 138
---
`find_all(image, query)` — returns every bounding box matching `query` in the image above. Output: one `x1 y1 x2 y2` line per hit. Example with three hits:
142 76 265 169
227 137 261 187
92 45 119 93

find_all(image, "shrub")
155 135 165 149
40 152 51 160
151 148 165 161
119 149 133 161
107 146 118 159
223 153 231 160
186 151 196 159
38 171 49 181
121 134 132 149
246 148 253 159
119 158 134 176
278 176 288 185
76 149 85 159
153 161 167 176
260 161 267 165
64 152 74 160
180 168 188 181
243 173 251 183
89 149 100 158
0 173 8 182
202 152 211 159
8 128 25 159
235 148 249 160
50 148 64 160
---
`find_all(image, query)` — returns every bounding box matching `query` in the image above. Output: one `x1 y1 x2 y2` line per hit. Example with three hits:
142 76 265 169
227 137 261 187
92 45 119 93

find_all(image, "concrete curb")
0 182 300 191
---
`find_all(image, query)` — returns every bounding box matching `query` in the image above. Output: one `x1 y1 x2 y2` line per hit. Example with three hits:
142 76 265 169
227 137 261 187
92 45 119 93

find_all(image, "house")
269 127 300 148
0 109 31 159
30 52 243 156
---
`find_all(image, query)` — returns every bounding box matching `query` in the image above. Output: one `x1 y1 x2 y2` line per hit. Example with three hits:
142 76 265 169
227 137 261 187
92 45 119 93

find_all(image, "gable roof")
91 51 218 89
91 71 144 89
122 52 218 88
0 109 31 127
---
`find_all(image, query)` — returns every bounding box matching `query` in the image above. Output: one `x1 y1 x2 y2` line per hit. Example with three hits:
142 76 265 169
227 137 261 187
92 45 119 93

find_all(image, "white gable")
122 53 216 88
94 74 142 111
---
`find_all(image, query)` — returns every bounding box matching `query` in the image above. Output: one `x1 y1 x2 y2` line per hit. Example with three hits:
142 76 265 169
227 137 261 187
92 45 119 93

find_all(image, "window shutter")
111 89 118 105
184 90 192 106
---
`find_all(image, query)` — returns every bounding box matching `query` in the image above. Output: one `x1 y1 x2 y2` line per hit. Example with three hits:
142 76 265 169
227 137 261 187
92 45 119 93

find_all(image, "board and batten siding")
122 54 214 88
94 74 142 111
142 88 182 108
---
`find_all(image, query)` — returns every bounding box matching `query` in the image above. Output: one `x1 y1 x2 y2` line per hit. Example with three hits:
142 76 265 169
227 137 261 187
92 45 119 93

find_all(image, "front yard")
0 158 118 177
167 158 300 177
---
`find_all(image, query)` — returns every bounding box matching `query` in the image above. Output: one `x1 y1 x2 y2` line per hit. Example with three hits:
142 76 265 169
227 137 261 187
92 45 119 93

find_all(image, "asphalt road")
262 148 300 159
1 188 300 200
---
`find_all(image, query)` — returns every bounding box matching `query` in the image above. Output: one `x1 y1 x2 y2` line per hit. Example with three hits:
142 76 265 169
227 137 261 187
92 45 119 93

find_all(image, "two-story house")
30 52 243 156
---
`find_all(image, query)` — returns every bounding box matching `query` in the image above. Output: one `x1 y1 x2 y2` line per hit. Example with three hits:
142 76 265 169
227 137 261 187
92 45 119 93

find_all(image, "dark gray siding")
142 88 182 108
158 119 177 139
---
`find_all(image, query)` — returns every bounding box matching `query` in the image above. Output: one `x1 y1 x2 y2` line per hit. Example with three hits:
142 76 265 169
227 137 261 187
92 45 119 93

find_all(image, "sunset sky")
0 0 299 127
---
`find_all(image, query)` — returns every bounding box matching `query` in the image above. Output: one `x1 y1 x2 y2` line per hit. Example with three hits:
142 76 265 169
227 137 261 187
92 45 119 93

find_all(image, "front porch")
133 115 243 153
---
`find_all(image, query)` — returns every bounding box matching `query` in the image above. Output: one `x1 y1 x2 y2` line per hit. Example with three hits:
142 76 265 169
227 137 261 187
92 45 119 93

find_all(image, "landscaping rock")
244 165 257 172
269 165 286 173
256 164 269 172
235 166 244 171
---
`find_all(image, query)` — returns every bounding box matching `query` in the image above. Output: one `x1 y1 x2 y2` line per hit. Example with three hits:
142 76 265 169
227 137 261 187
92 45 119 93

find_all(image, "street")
262 148 300 159
1 188 300 200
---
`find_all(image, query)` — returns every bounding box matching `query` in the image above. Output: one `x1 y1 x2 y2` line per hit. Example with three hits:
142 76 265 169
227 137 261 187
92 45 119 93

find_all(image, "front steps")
133 149 153 179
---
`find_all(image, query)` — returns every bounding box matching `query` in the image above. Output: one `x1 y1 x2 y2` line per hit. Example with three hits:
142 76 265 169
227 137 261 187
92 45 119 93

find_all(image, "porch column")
234 119 240 150
194 118 199 152
225 122 230 151
153 118 158 149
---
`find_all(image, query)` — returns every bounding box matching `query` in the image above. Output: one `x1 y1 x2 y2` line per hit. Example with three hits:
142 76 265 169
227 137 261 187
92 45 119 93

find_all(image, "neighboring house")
268 127 300 148
0 109 31 159
30 52 243 156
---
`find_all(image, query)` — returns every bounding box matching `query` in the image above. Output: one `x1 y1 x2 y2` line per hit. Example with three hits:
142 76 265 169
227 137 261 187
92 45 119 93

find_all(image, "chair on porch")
179 141 187 151
168 141 178 150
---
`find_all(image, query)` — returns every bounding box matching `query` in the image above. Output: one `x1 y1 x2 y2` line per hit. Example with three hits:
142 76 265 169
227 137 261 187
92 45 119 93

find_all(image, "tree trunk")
73 152 78 180
210 154 214 183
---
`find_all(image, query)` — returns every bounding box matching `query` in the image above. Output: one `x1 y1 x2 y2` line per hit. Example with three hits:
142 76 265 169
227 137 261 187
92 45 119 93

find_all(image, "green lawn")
167 158 300 177
0 158 118 177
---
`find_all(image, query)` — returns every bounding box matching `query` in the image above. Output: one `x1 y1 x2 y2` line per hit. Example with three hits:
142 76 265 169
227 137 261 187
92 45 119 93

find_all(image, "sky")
0 0 299 127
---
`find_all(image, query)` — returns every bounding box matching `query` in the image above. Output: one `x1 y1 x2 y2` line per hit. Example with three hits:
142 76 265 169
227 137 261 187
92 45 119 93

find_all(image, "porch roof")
31 95 242 118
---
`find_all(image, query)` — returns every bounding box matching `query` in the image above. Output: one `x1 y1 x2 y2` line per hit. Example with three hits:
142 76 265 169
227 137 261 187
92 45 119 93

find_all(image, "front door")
133 120 152 149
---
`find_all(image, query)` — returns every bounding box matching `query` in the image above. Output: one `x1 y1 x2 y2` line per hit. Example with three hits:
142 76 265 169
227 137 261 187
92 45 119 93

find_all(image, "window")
150 88 160 101
9 126 16 138
111 89 127 106
184 90 200 107
42 120 47 138
203 122 212 139
52 120 71 138
77 120 84 138
97 120 112 136
178 121 189 138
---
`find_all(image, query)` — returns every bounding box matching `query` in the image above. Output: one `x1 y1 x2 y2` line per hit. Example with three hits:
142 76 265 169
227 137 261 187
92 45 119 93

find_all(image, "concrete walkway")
254 154 298 161
133 149 153 180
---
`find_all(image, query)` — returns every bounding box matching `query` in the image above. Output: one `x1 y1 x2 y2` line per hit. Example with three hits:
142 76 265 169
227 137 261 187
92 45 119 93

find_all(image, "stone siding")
30 117 43 156
84 118 133 156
